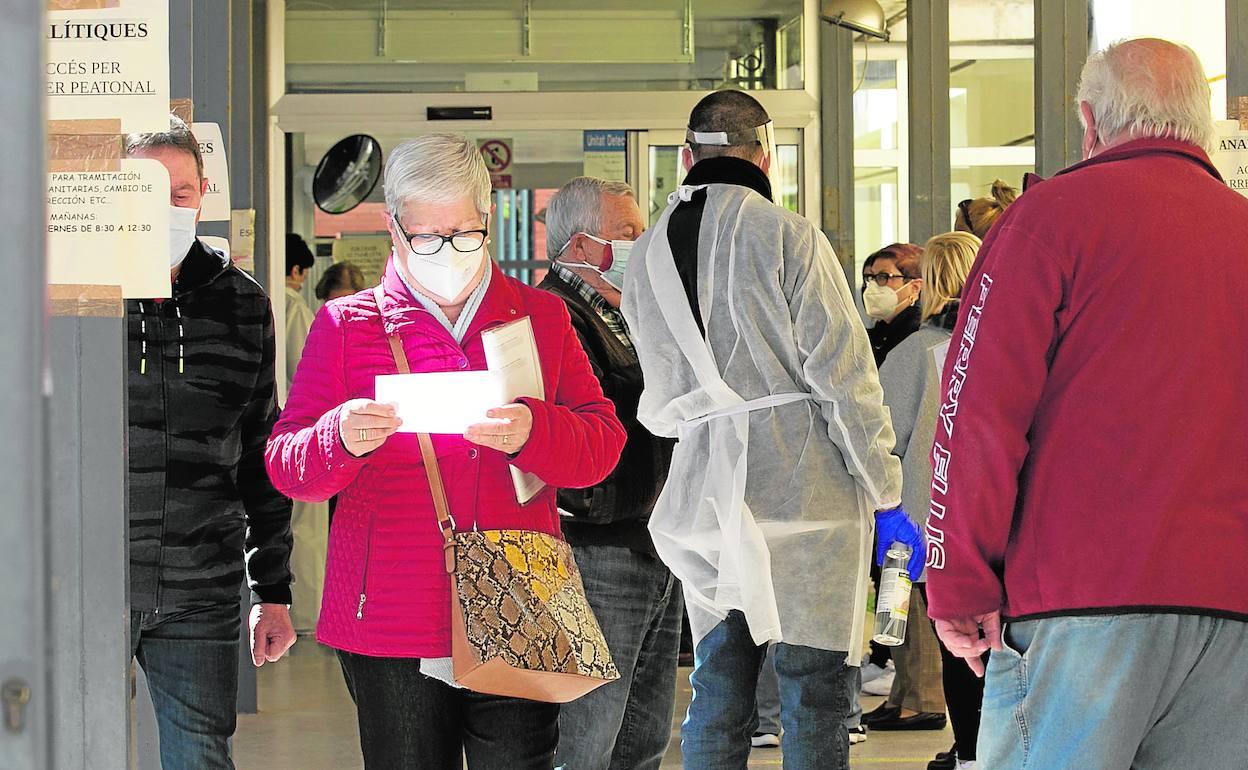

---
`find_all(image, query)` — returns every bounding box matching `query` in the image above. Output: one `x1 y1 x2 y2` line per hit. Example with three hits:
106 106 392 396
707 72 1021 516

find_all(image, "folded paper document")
372 316 548 504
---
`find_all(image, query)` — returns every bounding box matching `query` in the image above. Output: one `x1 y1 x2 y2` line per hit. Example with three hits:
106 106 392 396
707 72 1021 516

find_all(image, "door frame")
633 126 808 220
272 89 823 230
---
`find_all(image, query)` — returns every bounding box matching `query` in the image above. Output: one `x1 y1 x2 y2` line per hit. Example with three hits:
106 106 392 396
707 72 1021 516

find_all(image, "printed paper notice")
1212 120 1248 199
47 157 170 298
46 0 171 134
376 371 506 435
331 237 392 287
192 122 231 222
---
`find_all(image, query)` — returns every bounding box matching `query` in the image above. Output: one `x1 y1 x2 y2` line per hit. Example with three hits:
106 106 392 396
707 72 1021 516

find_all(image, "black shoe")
931 744 957 763
861 702 901 726
927 751 957 770
869 711 948 731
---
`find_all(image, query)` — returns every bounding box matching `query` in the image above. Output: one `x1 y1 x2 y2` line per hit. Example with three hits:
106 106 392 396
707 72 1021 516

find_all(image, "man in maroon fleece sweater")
926 38 1248 770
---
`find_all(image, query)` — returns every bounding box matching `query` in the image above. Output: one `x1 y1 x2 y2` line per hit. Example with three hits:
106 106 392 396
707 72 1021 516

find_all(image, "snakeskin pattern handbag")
377 294 618 703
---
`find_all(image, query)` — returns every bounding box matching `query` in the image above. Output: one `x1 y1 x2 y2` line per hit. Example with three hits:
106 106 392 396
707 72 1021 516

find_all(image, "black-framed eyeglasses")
393 213 489 257
861 271 909 290
957 198 974 228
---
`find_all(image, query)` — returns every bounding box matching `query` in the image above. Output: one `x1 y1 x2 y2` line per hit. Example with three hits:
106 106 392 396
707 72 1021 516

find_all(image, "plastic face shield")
685 120 776 164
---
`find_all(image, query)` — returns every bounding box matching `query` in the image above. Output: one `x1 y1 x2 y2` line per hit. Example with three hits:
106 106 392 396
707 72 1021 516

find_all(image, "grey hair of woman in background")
315 261 367 301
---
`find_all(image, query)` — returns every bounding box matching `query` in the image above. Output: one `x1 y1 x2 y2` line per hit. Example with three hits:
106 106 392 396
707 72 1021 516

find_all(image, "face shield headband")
684 120 776 162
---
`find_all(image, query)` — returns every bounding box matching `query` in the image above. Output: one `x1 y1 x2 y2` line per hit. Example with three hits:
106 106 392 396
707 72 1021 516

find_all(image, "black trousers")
916 584 987 760
337 650 560 770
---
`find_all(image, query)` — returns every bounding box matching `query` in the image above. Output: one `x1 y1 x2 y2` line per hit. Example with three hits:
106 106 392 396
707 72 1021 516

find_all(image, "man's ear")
759 152 772 176
681 146 695 172
1079 101 1099 160
200 176 209 197
567 232 587 262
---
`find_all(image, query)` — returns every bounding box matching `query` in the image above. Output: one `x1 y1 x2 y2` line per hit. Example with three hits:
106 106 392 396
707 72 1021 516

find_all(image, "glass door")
634 128 805 225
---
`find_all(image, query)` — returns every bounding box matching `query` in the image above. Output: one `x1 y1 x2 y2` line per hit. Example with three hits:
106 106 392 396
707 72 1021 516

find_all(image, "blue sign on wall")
583 130 627 152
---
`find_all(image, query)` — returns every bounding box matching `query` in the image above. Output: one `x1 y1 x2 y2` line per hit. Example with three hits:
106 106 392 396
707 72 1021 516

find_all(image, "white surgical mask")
863 282 908 321
403 239 485 301
558 233 634 291
169 205 199 268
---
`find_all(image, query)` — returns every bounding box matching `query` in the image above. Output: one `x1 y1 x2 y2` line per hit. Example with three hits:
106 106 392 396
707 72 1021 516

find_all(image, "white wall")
1092 0 1228 120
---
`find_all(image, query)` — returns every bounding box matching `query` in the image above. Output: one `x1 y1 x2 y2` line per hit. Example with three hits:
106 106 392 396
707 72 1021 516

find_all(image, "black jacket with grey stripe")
127 241 293 613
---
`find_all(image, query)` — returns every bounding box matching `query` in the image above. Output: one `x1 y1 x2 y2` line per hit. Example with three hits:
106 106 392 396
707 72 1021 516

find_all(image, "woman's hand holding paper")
339 399 403 457
465 402 533 455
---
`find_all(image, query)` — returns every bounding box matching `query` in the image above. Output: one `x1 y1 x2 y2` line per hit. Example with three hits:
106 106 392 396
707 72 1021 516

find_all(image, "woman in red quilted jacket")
266 133 626 770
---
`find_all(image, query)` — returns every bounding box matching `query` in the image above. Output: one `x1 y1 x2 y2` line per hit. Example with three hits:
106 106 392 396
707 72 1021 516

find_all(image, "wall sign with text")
1212 120 1248 199
46 158 170 298
192 122 231 222
46 0 170 134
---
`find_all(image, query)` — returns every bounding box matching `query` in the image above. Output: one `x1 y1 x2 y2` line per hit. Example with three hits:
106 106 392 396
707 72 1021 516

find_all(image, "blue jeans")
682 610 853 770
981 613 1248 770
754 645 780 736
556 546 683 770
130 601 241 770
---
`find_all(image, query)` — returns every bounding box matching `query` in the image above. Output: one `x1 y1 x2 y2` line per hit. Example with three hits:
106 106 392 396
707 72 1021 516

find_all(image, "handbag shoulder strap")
374 286 457 575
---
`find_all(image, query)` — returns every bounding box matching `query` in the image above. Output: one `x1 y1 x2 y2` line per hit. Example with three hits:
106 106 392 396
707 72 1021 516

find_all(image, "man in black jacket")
540 177 681 770
124 117 294 769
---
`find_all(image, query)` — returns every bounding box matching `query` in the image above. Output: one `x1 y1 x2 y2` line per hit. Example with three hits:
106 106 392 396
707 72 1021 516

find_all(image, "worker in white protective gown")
621 90 922 770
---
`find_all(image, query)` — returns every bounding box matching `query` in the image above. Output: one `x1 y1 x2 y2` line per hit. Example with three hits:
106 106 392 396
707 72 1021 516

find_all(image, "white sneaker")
751 732 781 748
861 667 895 696
859 661 890 685
848 725 867 745
956 761 977 769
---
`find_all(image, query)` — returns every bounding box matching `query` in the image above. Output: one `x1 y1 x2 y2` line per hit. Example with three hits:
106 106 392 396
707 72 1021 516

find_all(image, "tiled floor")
234 640 952 769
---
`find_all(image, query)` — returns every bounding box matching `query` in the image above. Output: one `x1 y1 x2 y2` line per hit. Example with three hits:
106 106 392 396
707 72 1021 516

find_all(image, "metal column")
907 0 951 244
1035 0 1089 177
819 22 857 284
1230 0 1247 119
49 288 129 770
0 0 49 767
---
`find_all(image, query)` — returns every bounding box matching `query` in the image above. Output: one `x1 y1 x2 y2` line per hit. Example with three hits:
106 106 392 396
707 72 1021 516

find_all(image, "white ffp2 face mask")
863 282 907 321
403 239 486 301
169 205 199 267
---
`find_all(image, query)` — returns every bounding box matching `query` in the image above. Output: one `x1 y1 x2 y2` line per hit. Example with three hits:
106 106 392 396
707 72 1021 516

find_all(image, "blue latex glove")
874 507 926 580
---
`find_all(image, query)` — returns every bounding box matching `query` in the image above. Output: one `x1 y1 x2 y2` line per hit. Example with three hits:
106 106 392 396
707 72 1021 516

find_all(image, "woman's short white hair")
545 176 636 258
1076 38 1215 153
383 134 492 218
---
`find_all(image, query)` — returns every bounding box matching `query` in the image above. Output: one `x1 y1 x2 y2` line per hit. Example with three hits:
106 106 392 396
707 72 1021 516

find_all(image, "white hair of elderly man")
544 176 636 260
1076 37 1216 154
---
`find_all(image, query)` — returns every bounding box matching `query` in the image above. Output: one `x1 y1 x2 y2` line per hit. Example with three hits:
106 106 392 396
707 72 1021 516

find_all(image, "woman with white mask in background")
861 243 924 367
267 133 626 770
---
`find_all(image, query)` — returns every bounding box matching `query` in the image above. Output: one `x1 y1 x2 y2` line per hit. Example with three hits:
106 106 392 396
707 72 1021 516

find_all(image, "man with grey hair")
538 177 681 770
124 116 295 769
927 38 1248 769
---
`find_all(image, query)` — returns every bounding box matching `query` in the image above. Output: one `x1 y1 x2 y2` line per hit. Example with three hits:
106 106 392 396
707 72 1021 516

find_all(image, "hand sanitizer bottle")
873 542 913 646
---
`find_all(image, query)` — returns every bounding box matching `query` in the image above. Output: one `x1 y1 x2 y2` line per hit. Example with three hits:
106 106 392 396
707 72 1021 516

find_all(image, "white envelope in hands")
375 371 507 435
